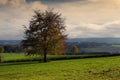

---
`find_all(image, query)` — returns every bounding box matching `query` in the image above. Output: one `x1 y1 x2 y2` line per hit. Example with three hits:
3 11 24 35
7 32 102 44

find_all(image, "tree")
71 45 78 55
22 10 67 62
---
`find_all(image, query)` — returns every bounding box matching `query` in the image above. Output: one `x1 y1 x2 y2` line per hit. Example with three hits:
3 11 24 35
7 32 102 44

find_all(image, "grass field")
1 53 39 61
1 53 113 62
0 54 120 80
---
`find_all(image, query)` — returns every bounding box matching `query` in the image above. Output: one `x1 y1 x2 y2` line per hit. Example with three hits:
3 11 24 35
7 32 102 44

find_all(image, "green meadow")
0 53 120 80
1 53 109 62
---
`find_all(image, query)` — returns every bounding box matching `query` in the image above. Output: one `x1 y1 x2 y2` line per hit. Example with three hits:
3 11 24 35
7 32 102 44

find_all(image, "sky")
1 0 120 40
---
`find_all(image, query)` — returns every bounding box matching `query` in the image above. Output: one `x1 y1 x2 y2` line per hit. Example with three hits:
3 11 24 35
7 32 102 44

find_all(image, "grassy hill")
0 55 120 80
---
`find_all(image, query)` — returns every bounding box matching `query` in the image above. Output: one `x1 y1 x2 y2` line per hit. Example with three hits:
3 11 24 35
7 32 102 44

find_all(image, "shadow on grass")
0 62 37 66
0 61 49 66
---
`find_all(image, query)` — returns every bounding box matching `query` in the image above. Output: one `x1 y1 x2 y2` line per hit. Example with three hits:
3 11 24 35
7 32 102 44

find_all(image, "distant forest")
0 39 120 54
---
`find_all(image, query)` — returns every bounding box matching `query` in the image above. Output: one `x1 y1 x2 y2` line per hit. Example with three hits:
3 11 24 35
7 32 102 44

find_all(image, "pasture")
1 53 111 62
0 53 120 80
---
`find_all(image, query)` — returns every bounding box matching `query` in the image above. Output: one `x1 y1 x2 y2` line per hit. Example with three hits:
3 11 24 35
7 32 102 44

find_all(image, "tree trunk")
43 48 47 62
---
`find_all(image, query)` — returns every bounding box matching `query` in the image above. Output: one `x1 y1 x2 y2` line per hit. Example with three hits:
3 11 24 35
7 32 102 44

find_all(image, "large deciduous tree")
22 10 67 62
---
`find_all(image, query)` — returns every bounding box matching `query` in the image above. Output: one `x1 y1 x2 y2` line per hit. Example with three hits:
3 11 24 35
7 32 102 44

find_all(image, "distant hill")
0 38 120 45
0 40 21 45
66 38 120 44
1 38 120 53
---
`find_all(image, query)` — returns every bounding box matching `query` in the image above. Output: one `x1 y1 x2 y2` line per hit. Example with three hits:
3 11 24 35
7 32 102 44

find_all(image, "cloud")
52 0 120 38
59 0 120 23
0 0 48 40
37 0 80 4
0 0 8 5
67 20 120 38
1 0 120 39
0 0 26 7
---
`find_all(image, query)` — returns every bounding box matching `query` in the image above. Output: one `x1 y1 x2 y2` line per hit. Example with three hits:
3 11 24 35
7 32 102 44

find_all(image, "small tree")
71 45 78 55
22 10 67 62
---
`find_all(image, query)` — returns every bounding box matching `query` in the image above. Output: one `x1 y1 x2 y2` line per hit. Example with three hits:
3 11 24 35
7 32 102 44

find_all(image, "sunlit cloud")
1 0 120 39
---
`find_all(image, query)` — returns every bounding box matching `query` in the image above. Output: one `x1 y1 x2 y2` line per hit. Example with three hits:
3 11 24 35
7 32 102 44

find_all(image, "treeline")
0 42 116 54
65 42 110 48
0 45 23 53
65 42 110 53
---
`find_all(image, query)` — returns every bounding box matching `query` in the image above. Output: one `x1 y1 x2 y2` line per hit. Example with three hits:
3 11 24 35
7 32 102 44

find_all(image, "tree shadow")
0 61 40 66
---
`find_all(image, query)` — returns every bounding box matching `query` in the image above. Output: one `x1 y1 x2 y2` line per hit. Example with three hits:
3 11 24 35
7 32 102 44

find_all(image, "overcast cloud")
0 0 120 39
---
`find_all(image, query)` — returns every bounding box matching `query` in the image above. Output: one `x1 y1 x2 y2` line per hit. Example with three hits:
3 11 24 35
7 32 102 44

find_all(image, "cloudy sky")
1 0 120 40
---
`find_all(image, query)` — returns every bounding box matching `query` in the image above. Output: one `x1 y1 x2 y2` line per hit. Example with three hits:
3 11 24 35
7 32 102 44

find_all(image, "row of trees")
0 46 4 63
0 45 23 53
0 44 79 54
0 44 79 63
